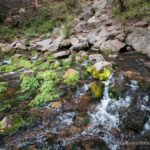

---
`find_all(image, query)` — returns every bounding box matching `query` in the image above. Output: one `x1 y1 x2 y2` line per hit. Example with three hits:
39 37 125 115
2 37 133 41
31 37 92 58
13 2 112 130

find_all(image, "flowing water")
0 51 150 150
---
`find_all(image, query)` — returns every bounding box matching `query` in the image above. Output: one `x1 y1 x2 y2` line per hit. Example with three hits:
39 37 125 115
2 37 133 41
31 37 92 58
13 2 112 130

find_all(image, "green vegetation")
0 115 34 135
87 66 112 81
21 77 40 92
0 82 8 93
113 0 150 20
64 71 80 86
0 0 82 41
0 58 33 73
0 25 16 41
30 91 60 107
90 81 104 98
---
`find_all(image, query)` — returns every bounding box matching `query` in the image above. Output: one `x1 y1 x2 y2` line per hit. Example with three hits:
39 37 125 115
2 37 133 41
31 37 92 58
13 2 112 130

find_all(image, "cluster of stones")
1 0 150 59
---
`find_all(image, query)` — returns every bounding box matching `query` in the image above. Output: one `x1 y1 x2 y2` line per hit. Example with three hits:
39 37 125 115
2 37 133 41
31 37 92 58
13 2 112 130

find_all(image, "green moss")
99 68 112 81
0 82 8 93
90 81 104 98
40 81 56 93
29 91 60 107
0 115 27 135
87 67 112 81
36 70 60 82
64 71 80 86
21 76 40 92
0 58 33 73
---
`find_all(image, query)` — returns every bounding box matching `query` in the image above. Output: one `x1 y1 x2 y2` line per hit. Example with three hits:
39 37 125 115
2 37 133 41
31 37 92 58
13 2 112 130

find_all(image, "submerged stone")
90 81 104 98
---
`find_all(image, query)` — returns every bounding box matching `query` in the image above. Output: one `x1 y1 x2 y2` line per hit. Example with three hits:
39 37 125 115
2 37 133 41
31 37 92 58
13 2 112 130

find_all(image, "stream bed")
0 50 150 150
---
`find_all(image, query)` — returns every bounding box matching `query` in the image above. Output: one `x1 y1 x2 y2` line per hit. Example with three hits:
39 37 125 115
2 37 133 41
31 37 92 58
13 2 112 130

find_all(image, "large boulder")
126 33 150 57
87 61 112 81
35 38 53 51
100 39 126 53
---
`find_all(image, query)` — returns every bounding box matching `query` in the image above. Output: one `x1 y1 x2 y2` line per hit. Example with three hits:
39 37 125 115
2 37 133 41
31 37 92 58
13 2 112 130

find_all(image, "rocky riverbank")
0 0 150 149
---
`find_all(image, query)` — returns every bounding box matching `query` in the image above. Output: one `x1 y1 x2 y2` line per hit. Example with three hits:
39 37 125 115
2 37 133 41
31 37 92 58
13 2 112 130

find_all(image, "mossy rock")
90 81 104 98
0 115 26 135
63 68 80 86
87 67 112 81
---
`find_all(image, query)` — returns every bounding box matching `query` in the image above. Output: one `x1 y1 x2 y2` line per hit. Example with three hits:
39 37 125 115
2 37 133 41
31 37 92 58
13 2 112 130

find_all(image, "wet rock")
126 32 150 57
109 73 128 99
100 39 126 53
70 42 89 51
122 109 148 132
90 81 104 98
53 50 71 58
133 21 148 28
108 54 118 58
51 101 62 109
89 54 105 63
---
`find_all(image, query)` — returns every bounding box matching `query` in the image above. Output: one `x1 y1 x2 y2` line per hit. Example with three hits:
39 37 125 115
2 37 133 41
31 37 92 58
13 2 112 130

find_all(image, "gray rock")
48 36 63 52
11 40 26 50
75 21 88 33
100 39 126 52
93 28 109 49
70 37 79 46
133 21 148 28
89 54 105 63
94 61 112 71
79 6 95 21
3 45 12 53
87 30 98 44
70 42 89 51
35 38 53 51
60 39 71 48
116 33 126 42
53 50 70 58
126 33 150 57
